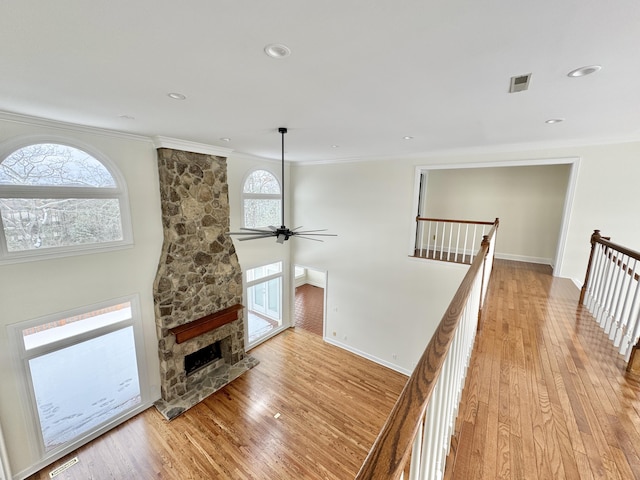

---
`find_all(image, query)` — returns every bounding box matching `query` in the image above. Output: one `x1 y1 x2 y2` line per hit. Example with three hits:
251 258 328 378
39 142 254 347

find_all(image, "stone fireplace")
152 147 258 420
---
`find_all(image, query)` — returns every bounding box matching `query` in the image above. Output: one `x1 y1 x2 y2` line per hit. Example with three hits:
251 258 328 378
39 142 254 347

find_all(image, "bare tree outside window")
0 143 125 254
242 169 281 228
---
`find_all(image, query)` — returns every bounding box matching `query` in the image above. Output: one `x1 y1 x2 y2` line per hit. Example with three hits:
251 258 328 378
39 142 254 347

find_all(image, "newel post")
478 234 490 329
579 229 602 305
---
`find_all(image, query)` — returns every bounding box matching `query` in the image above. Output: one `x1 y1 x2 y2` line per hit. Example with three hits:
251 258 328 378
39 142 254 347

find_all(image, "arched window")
0 142 131 261
242 169 281 228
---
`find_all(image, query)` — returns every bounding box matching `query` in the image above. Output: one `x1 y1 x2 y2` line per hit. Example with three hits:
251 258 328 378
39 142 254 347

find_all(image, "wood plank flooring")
444 259 640 480
27 328 406 480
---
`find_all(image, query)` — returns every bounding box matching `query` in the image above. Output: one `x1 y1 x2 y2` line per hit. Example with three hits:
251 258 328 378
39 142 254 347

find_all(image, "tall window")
8 297 146 455
242 169 281 228
246 262 283 345
0 142 130 261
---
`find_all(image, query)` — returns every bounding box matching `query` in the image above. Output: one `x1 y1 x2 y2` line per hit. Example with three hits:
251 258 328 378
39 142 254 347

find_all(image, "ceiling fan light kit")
228 128 336 243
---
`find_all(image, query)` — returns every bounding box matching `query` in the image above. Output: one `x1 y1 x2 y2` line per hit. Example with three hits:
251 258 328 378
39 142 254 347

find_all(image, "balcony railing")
413 217 499 265
356 221 498 480
580 230 640 371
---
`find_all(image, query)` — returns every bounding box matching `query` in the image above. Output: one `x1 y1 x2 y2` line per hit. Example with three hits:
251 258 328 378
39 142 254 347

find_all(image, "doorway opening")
293 265 326 337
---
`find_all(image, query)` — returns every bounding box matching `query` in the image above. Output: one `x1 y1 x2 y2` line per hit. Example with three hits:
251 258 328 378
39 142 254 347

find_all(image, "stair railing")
356 222 498 480
413 217 499 265
580 230 640 368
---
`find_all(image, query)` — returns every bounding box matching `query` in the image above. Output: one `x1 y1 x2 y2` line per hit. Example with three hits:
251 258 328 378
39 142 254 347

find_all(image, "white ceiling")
2 0 640 162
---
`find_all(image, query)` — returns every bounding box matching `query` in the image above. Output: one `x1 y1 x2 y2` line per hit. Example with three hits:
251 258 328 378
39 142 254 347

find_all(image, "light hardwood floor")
444 260 640 480
27 328 407 479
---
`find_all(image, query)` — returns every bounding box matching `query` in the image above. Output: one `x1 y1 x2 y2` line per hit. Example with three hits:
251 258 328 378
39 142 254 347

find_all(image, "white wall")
305 268 326 288
0 117 164 477
424 164 571 265
291 160 469 373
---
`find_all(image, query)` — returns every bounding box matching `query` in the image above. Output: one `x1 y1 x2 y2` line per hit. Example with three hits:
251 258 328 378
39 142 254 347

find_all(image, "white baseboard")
323 337 412 376
297 281 325 289
494 252 553 266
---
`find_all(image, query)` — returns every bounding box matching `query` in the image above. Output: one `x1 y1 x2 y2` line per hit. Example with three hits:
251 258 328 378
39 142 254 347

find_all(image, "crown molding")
0 111 151 142
152 136 234 157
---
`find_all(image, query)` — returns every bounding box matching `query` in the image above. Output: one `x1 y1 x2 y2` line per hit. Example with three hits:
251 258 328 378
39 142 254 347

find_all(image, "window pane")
242 170 280 194
22 302 132 351
0 144 116 187
246 262 282 282
243 199 280 228
247 277 282 344
0 198 123 252
28 326 141 451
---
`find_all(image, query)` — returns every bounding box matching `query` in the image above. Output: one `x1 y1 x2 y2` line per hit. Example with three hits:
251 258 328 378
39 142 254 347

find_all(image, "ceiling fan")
228 127 336 243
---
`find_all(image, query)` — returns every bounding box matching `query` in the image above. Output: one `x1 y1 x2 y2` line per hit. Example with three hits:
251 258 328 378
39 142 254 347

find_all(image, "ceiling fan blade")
228 231 275 235
293 232 337 237
295 236 324 242
267 225 278 231
238 234 276 241
293 229 331 234
239 227 274 233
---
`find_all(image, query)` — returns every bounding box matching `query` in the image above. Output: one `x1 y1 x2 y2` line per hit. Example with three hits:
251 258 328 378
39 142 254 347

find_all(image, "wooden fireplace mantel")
169 304 243 344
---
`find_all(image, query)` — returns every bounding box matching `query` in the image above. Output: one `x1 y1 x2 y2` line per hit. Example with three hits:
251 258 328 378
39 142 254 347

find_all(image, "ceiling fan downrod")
228 127 336 243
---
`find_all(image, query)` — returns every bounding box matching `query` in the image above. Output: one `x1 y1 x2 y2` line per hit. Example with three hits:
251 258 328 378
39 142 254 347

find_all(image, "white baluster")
605 253 627 334
433 222 440 258
609 254 631 340
587 244 605 312
614 259 637 347
596 248 614 325
408 417 424 480
621 277 640 357
462 224 469 264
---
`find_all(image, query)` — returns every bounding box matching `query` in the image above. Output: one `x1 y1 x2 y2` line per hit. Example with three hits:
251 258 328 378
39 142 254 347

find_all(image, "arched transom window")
242 169 281 228
0 142 130 260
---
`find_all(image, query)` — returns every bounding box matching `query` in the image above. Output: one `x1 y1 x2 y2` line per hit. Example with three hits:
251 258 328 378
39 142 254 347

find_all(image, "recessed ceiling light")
167 92 186 100
264 43 291 59
331 145 339 148
545 118 564 124
567 65 602 77
220 137 231 142
403 136 414 140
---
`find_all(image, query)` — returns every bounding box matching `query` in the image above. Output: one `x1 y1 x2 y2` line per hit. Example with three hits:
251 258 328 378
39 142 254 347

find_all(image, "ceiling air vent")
509 73 532 93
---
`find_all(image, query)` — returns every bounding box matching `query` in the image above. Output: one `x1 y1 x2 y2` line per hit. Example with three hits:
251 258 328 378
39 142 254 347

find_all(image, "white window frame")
244 261 287 348
241 168 282 228
7 295 150 464
0 136 133 264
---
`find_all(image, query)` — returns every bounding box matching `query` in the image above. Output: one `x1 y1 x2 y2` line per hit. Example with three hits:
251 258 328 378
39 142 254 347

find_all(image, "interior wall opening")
293 265 327 338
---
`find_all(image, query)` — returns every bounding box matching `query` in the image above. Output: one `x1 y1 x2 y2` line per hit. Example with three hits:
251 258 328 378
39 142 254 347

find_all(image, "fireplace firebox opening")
185 341 222 376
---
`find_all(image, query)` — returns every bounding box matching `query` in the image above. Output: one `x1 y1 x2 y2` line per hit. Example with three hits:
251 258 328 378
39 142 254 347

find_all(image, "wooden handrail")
355 223 497 479
416 216 498 226
580 230 640 303
598 237 640 262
